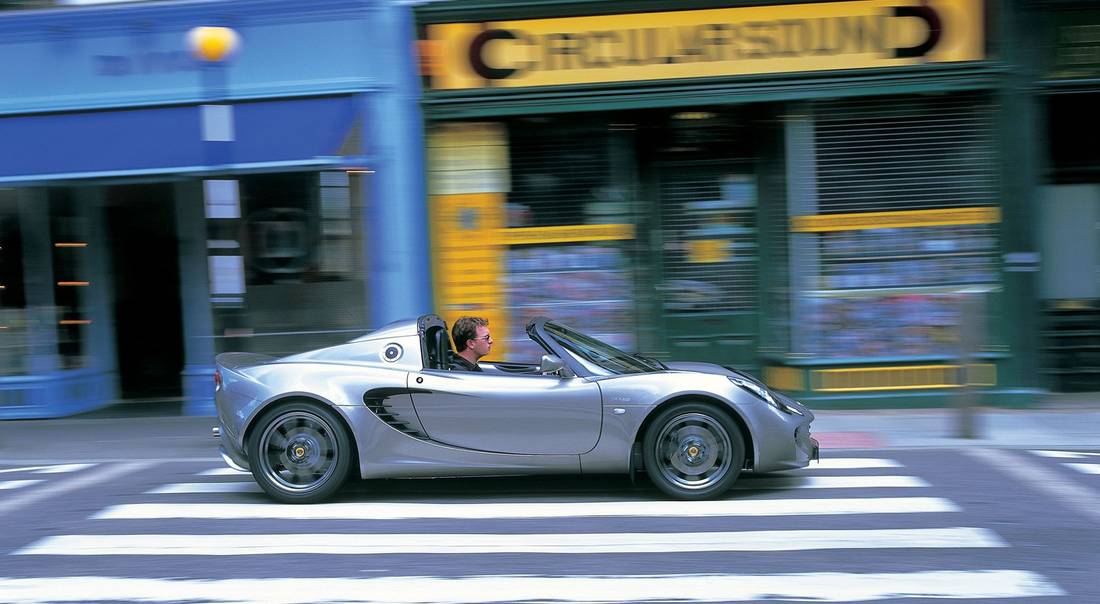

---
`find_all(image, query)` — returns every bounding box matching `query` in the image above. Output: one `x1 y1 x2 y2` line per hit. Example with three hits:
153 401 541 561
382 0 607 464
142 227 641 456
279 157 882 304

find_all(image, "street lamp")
186 26 240 63
186 26 240 163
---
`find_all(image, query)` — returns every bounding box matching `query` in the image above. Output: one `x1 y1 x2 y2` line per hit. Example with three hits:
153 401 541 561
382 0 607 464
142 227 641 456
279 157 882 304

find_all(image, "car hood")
664 361 737 376
664 361 814 419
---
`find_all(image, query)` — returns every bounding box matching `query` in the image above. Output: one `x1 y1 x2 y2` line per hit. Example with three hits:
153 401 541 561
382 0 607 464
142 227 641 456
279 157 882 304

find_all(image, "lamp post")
179 26 240 416
186 26 240 167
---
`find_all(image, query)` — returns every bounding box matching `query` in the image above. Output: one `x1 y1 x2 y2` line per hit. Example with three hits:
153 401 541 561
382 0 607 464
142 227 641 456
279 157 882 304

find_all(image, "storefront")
1031 0 1100 392
417 0 1042 407
0 0 429 418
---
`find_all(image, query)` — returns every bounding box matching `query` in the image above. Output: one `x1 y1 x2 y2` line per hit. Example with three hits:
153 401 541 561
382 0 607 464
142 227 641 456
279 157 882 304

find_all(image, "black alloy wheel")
247 401 352 504
643 402 744 500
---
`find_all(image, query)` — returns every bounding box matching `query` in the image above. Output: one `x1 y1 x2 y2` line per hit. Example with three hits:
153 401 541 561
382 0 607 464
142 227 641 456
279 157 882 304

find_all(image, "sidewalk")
0 401 1097 464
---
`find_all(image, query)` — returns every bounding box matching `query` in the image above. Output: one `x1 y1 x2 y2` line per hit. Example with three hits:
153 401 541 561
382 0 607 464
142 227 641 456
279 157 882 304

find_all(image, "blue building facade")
0 0 431 418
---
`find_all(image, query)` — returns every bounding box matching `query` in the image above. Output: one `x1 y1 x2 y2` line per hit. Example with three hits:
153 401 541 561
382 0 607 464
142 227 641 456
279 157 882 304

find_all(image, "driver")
450 316 491 372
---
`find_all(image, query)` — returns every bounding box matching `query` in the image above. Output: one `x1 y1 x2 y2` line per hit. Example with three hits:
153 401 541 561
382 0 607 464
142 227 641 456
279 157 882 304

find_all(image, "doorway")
106 184 184 400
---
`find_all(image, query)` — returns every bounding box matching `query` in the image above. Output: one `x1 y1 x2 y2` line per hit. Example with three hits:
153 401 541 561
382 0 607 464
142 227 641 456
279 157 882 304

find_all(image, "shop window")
503 118 636 359
0 190 26 375
794 94 1001 359
209 171 365 356
49 188 90 370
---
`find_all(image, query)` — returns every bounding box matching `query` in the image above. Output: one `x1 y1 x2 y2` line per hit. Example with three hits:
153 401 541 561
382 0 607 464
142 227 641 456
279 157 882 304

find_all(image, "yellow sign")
499 223 635 246
687 239 731 263
790 207 1000 233
424 0 984 90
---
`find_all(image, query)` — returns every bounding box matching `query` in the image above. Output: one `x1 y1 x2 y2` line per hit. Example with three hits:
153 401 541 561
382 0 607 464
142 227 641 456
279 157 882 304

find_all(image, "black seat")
425 326 454 370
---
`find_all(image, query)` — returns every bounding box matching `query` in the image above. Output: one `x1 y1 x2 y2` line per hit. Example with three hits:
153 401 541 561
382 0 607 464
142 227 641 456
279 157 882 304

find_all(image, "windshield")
544 322 661 375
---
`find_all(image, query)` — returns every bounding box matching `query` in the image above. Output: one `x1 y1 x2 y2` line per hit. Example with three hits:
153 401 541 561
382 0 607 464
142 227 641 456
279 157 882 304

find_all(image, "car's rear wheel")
248 401 351 504
643 402 744 500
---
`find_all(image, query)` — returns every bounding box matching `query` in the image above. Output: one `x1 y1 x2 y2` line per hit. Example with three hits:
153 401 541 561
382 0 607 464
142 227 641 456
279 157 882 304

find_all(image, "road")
0 448 1097 603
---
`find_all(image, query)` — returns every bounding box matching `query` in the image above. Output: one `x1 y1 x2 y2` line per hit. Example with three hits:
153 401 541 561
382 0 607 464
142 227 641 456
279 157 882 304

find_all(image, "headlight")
728 375 803 416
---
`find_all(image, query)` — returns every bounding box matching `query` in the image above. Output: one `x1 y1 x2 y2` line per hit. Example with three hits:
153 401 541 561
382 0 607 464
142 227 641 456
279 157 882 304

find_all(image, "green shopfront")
416 0 1045 407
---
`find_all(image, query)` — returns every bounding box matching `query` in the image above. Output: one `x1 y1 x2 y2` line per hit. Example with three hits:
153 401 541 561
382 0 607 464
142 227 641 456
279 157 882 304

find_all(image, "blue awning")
0 95 364 183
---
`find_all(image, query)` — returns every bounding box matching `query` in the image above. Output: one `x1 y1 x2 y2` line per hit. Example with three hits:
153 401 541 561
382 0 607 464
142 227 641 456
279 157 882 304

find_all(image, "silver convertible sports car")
213 315 819 503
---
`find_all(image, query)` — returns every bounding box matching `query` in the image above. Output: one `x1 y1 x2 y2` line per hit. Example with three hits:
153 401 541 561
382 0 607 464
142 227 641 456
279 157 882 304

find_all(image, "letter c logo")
469 29 518 80
893 5 942 58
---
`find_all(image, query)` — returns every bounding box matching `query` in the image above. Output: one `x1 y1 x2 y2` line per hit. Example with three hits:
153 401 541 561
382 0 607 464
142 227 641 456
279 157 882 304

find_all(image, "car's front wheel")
248 401 352 504
643 402 744 500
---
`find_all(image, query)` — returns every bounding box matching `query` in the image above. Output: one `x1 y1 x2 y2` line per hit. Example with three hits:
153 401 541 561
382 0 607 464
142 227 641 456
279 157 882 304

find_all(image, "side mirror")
539 354 575 378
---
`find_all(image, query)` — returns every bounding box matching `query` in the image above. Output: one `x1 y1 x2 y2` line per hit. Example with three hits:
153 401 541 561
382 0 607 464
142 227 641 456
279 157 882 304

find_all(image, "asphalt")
0 395 1097 463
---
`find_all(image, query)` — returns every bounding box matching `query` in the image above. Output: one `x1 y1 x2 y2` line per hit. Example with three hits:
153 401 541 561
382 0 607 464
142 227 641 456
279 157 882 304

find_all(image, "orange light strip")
59 320 92 325
54 242 88 248
57 281 90 287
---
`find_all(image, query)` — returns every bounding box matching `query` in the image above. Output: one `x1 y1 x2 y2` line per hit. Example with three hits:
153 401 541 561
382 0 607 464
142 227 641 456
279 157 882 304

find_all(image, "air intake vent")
363 388 429 440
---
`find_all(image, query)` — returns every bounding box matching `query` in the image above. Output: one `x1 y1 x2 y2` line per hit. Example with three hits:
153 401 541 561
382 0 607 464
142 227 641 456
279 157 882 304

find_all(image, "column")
174 180 217 415
18 187 59 376
363 1 432 328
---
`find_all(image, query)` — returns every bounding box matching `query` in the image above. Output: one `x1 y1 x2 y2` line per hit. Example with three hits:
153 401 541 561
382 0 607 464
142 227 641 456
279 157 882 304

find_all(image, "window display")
504 244 634 360
802 222 998 358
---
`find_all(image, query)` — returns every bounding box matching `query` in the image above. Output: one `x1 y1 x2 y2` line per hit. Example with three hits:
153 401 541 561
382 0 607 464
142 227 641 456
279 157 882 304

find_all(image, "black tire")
642 402 745 500
247 401 352 504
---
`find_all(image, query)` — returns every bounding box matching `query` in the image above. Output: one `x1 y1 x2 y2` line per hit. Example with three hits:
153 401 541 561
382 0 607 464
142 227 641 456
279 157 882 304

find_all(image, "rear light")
214 369 222 390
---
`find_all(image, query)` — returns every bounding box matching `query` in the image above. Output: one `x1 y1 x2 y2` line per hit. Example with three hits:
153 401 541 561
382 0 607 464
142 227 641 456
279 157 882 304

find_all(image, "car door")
408 370 602 455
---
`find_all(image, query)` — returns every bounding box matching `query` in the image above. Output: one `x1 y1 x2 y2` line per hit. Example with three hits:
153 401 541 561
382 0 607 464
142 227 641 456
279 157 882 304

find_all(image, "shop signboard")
422 0 985 90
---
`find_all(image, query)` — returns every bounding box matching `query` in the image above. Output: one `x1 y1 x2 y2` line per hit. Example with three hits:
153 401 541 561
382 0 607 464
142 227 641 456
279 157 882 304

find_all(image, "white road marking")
0 462 155 517
147 482 260 494
0 480 42 491
1030 450 1099 459
802 458 903 470
94 497 959 520
31 463 96 474
14 527 1005 556
197 468 249 476
0 571 1064 603
0 467 49 475
735 475 929 489
966 449 1100 524
1067 463 1100 475
0 464 96 475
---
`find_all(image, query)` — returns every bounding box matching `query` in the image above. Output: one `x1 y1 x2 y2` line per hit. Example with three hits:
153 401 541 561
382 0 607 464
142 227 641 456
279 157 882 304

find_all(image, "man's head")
452 316 491 360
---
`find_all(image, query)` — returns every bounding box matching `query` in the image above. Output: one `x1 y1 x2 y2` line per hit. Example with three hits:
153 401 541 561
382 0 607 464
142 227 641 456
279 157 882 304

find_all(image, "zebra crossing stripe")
802 458 903 470
14 527 1006 556
1066 463 1100 475
1030 450 1100 459
0 480 42 491
93 497 959 520
197 468 249 476
32 464 96 474
734 475 929 489
0 464 95 475
147 482 260 494
0 571 1065 602
0 467 49 475
152 475 927 495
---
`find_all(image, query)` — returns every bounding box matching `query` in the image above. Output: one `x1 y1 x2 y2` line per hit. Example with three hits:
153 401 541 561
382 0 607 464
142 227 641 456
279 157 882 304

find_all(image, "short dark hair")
452 316 488 352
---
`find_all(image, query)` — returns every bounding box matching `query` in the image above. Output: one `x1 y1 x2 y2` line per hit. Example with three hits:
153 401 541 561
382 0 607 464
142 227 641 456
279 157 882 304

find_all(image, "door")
657 161 760 371
409 371 602 454
107 184 184 399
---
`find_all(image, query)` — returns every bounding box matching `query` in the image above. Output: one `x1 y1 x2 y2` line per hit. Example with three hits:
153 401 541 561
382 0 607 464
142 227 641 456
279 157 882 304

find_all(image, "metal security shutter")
798 93 1001 360
658 167 758 314
815 94 998 214
813 93 1000 293
503 118 637 359
508 119 614 227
